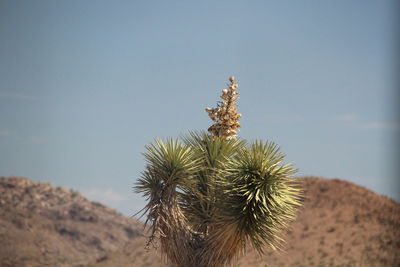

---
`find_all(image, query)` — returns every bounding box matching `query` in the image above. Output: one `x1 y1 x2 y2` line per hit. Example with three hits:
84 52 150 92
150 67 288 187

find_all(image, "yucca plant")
135 76 301 267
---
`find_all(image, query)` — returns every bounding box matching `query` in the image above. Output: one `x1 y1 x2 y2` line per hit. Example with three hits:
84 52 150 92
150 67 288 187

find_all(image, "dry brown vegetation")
236 177 400 266
1 176 399 266
0 177 142 267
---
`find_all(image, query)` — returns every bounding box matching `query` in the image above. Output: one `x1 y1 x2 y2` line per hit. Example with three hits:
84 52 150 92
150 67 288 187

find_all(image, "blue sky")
0 0 398 215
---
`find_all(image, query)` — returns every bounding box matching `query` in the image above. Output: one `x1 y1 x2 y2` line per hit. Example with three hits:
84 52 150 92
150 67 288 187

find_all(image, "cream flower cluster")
205 76 242 139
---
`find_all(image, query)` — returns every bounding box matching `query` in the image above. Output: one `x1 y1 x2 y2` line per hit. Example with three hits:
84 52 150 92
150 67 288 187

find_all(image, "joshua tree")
135 76 301 267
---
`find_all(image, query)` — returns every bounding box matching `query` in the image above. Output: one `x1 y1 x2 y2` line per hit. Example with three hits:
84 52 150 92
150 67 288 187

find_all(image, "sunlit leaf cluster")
135 132 301 267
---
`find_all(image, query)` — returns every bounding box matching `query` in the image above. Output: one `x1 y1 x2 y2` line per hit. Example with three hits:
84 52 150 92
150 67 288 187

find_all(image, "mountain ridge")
0 176 142 267
1 176 399 267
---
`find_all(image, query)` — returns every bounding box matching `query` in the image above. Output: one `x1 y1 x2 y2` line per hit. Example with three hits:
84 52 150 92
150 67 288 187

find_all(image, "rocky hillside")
1 176 399 267
236 178 400 266
0 176 142 267
90 177 400 267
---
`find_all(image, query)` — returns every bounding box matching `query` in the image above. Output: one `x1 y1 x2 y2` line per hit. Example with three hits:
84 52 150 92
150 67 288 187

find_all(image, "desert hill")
235 177 400 266
89 177 400 267
1 176 399 267
0 176 142 267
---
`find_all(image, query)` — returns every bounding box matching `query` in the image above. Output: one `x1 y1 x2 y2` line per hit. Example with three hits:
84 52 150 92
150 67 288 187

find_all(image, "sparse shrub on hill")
135 76 302 267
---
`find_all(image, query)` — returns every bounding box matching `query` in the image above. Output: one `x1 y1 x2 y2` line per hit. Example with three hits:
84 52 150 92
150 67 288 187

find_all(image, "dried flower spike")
206 76 241 139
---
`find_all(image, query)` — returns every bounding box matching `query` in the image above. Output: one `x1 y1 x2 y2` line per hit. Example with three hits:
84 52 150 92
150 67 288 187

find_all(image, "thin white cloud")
335 113 399 131
0 92 36 100
360 122 400 131
83 188 125 207
0 130 14 137
335 113 358 122
0 131 50 143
